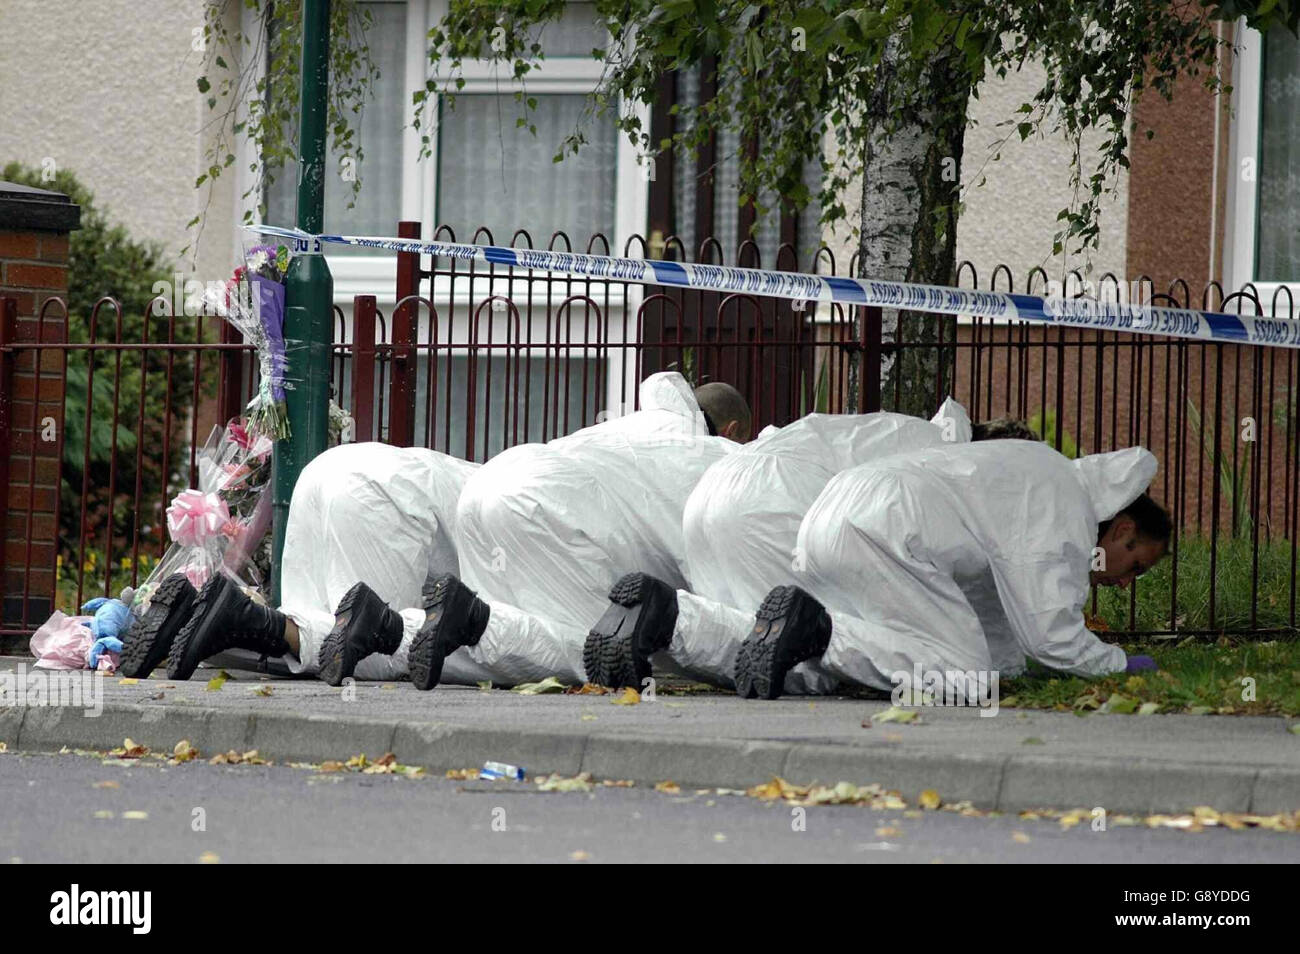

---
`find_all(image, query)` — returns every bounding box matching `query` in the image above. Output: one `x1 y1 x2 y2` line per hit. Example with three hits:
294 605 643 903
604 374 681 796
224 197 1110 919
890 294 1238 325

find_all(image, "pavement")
3 655 1299 817
6 750 1297 863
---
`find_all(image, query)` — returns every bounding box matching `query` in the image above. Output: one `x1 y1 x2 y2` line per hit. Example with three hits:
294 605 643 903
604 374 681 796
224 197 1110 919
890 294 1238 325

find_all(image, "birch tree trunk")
857 35 970 417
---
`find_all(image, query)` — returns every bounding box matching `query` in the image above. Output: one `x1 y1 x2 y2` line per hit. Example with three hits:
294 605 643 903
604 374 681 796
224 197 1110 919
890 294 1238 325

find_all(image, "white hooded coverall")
666 400 973 692
446 372 738 685
277 442 479 679
795 441 1156 693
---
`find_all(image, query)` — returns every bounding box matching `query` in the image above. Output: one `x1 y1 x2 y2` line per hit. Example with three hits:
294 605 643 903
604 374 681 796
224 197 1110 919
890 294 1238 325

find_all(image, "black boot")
582 573 678 689
317 582 406 687
166 575 290 681
734 585 832 700
119 574 197 679
408 574 490 691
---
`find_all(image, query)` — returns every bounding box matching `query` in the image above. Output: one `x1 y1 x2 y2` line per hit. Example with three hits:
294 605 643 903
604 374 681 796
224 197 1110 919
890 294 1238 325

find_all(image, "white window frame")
1224 20 1300 316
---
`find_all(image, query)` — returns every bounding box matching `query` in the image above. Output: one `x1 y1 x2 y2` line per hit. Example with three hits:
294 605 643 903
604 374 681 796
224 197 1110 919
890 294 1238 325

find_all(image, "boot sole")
317 581 383 687
735 586 831 700
582 573 677 689
409 575 484 691
166 575 233 681
119 575 196 679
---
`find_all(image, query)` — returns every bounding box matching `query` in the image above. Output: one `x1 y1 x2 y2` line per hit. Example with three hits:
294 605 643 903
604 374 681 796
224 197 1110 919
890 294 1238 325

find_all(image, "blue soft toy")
80 596 132 669
81 596 132 641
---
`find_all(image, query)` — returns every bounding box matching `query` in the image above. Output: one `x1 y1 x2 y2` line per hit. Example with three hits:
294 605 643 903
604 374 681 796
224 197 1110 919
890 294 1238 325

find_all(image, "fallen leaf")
1021 737 1045 745
380 684 396 691
92 780 119 790
1012 831 1032 844
511 676 566 695
93 810 114 819
580 713 598 721
565 683 610 695
318 761 345 773
1058 810 1089 830
601 779 635 788
874 706 920 724
205 672 228 692
535 772 594 792
477 681 493 692
570 850 590 862
712 832 727 843
118 678 139 686
198 851 220 864
918 789 941 810
655 780 682 795
113 739 148 759
611 687 641 706
875 826 902 837
1138 702 1160 715
210 749 268 766
171 740 199 763
1101 692 1139 714
445 768 478 780
252 686 272 697
122 810 149 821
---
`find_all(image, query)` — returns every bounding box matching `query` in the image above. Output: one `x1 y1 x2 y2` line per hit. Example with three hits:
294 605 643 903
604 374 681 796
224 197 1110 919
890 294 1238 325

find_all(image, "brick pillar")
0 181 80 649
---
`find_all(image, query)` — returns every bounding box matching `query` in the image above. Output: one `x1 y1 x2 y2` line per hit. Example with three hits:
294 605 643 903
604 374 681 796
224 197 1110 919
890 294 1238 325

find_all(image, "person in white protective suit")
729 440 1172 699
578 401 1043 693
315 371 754 689
119 442 480 682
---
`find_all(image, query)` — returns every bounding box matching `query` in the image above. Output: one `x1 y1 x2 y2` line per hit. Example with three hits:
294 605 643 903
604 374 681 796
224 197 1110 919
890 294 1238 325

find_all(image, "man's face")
1091 516 1166 588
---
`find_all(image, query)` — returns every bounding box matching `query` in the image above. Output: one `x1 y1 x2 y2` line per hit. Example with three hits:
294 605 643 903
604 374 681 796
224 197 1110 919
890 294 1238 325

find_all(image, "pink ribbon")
166 489 231 547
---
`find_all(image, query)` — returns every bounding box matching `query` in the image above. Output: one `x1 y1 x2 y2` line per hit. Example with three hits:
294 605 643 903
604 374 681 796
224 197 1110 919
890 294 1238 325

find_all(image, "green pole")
272 0 333 605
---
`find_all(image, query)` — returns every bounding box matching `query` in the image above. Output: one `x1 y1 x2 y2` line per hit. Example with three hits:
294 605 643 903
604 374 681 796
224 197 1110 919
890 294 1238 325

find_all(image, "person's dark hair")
694 381 752 439
971 418 1039 442
1099 493 1173 546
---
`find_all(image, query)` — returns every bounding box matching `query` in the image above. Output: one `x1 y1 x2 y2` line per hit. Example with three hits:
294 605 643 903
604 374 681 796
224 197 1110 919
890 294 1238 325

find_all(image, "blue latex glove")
1125 654 1158 673
80 597 131 641
88 635 123 670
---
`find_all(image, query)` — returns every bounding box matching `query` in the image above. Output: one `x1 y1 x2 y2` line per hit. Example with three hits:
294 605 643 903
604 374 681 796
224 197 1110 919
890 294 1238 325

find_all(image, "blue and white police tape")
246 224 1300 350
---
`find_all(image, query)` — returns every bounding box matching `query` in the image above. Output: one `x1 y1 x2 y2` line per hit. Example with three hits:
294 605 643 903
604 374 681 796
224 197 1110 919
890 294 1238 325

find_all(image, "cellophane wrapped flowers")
130 418 273 616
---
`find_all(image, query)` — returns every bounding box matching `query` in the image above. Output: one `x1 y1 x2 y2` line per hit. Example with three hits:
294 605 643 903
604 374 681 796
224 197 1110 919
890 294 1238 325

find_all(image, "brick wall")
0 182 79 651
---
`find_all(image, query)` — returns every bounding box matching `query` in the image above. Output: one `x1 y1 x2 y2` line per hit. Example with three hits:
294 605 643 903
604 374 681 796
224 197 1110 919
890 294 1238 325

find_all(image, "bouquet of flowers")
130 418 274 616
206 242 291 441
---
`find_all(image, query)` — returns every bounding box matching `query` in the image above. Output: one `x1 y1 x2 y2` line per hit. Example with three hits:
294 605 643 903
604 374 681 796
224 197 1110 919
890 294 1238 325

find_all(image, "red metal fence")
1 222 1296 645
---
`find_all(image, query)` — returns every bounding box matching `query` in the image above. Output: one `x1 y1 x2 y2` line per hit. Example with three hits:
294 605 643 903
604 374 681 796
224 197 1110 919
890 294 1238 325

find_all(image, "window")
1225 22 1300 306
266 0 407 256
1255 27 1300 282
436 93 618 243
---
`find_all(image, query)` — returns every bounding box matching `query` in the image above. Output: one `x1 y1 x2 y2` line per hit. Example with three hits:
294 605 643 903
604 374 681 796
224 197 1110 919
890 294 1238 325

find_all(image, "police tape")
246 224 1300 350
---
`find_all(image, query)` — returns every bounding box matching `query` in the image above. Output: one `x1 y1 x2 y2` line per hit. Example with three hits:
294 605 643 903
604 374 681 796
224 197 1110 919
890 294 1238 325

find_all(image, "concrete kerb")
3 700 1295 818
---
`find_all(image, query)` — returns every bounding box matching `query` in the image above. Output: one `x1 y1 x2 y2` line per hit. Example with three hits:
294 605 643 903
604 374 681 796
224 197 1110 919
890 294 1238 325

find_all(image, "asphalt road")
1 751 1295 864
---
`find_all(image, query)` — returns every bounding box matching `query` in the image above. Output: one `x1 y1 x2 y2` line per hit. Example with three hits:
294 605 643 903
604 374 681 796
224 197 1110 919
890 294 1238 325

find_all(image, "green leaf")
196 76 211 94
1101 692 1139 714
511 676 566 695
